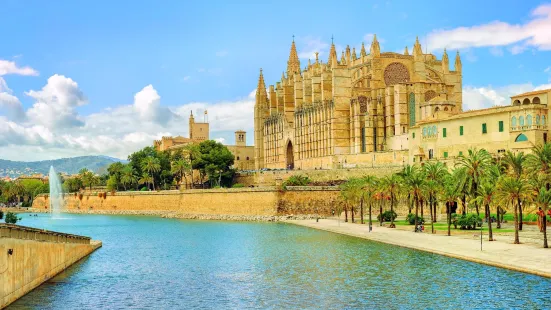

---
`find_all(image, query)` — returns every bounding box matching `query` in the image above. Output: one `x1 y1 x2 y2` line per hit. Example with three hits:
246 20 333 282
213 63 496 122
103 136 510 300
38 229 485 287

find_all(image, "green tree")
403 165 425 231
5 211 19 224
380 174 401 228
494 176 531 244
471 181 496 241
141 157 161 190
79 168 98 191
193 140 235 188
106 175 119 192
138 174 154 190
120 165 138 191
63 177 83 193
455 148 492 216
532 186 551 248
361 175 378 230
503 150 528 230
525 142 551 238
171 159 191 189
440 172 461 236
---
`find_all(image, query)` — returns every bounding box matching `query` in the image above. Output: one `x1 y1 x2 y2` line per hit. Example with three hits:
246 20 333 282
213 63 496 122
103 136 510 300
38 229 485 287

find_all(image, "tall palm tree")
533 186 551 248
525 142 551 236
340 178 364 223
503 151 528 230
403 165 425 231
380 175 401 228
455 148 492 216
141 157 161 190
138 174 154 191
424 161 447 223
494 176 531 244
471 181 496 241
120 165 137 191
171 159 191 189
398 165 416 214
440 172 460 236
361 175 378 231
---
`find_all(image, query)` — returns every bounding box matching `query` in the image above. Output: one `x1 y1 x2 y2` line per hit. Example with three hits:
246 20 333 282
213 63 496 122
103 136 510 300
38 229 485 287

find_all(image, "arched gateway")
286 141 294 170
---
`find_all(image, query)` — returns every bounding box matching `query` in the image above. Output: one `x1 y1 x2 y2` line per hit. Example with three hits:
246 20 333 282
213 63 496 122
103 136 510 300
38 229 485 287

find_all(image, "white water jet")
49 166 64 218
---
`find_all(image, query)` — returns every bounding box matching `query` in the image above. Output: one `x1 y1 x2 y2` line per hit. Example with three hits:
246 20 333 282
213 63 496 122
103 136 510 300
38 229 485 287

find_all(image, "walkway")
287 218 551 278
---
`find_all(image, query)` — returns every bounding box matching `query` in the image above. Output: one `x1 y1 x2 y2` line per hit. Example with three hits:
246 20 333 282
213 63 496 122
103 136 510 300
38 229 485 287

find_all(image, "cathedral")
254 35 463 170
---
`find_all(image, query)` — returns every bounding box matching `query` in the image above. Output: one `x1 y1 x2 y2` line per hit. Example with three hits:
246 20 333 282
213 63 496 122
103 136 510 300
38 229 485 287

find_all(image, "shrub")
140 187 148 191
451 213 459 229
5 212 19 224
22 201 32 208
406 213 424 225
457 214 482 230
282 175 311 187
232 183 245 188
377 210 398 222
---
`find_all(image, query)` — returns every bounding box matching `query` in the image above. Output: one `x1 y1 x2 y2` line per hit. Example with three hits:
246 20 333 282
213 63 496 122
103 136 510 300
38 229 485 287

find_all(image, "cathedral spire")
328 39 338 66
413 36 423 59
454 50 462 72
340 51 346 65
346 45 351 64
352 47 357 60
256 68 268 107
404 46 409 55
286 39 301 75
370 34 380 57
360 42 366 57
442 48 449 73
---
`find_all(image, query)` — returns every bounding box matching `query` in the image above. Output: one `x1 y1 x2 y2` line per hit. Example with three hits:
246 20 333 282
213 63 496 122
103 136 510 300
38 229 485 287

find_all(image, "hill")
0 156 127 178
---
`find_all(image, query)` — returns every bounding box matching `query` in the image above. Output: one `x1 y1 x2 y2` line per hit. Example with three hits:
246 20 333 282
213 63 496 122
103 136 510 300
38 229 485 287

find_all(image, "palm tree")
403 165 425 231
120 165 137 191
440 172 460 236
138 174 154 191
171 159 191 189
398 165 416 214
525 142 551 236
494 176 531 244
455 148 492 216
471 181 496 241
503 151 528 230
361 176 378 231
424 180 440 234
380 175 401 228
533 186 551 248
141 157 161 190
424 161 447 223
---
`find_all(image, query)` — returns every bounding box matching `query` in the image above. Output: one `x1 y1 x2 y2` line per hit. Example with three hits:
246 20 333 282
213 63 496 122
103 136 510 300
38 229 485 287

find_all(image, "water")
48 166 64 218
8 214 551 309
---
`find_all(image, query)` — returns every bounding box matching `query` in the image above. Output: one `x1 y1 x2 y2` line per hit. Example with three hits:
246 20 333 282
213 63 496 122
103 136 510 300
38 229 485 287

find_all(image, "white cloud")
0 77 25 120
214 137 226 144
462 83 550 110
426 4 551 53
0 59 39 76
297 36 330 60
133 84 177 125
25 74 87 128
489 47 504 57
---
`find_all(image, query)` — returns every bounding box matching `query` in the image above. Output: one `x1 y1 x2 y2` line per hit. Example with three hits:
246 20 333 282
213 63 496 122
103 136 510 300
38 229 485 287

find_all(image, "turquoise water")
8 214 551 309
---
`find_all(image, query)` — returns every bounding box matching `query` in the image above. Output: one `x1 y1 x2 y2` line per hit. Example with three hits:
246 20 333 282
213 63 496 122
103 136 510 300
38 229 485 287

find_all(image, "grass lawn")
388 220 514 233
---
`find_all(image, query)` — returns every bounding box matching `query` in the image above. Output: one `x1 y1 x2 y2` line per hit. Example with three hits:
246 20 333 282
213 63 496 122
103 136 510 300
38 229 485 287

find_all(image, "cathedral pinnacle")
287 39 301 75
328 39 337 66
340 51 346 65
370 34 380 57
442 48 449 73
360 42 367 57
256 68 268 105
454 50 462 72
352 47 357 60
413 36 423 59
404 46 409 55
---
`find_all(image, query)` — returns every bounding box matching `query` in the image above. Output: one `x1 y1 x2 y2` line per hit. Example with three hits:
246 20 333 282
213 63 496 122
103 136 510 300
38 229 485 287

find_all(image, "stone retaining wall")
0 225 101 308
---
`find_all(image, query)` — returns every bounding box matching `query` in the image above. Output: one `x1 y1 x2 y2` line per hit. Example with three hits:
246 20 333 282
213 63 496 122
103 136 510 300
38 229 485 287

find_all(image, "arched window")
246 157 249 160
536 115 540 125
409 93 416 126
432 126 437 136
519 116 525 126
513 99 521 106
515 134 528 142
423 127 427 137
444 107 449 111
542 115 546 125
237 156 240 160
533 97 541 104
523 98 530 105
511 116 517 127
527 115 533 126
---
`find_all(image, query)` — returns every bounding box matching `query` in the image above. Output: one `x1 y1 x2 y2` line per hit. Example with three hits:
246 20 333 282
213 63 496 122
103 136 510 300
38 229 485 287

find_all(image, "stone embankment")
161 213 324 222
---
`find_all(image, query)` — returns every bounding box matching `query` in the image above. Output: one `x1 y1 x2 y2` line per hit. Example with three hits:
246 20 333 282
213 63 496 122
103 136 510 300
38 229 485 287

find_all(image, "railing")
0 224 91 244
510 125 548 131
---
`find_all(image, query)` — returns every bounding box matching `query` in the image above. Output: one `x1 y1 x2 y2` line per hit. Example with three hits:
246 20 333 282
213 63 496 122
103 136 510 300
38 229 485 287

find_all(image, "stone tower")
254 69 268 170
235 130 246 147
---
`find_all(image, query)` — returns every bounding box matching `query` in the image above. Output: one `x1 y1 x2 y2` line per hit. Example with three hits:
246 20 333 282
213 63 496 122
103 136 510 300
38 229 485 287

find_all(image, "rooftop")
511 88 551 98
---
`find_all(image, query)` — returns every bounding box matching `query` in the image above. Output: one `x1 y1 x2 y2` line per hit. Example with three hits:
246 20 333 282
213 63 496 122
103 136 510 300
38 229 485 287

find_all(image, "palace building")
154 111 254 170
254 36 551 170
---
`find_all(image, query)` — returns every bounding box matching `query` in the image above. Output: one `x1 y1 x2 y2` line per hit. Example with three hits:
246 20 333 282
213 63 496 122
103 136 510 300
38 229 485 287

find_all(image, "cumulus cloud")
297 36 330 60
0 77 25 120
462 82 551 110
133 84 177 125
0 59 39 76
25 74 87 128
427 4 551 53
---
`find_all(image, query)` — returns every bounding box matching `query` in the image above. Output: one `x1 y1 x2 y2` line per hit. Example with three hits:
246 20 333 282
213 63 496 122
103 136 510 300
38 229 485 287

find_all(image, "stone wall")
0 224 101 308
32 187 416 218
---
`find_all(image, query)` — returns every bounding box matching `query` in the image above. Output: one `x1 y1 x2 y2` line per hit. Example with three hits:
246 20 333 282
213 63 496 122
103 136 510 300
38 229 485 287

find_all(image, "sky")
1 0 551 161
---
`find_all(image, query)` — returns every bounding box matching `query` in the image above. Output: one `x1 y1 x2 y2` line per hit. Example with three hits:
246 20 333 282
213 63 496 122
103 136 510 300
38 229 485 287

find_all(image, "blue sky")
1 0 550 161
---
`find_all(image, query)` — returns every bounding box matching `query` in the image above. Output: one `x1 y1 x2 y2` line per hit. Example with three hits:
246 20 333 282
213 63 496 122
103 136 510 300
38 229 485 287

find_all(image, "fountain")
49 166 64 218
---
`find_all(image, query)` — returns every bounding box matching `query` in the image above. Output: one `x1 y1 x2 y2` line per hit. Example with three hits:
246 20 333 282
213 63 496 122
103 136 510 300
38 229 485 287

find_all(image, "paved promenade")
288 219 551 278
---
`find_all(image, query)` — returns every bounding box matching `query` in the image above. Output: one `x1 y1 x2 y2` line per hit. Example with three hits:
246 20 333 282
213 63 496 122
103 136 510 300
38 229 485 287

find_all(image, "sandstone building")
254 36 462 170
154 111 254 170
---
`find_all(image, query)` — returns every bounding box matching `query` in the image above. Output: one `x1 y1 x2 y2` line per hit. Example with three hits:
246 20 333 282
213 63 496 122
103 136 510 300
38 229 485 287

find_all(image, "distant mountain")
0 156 127 178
